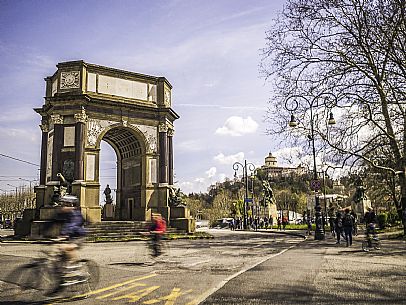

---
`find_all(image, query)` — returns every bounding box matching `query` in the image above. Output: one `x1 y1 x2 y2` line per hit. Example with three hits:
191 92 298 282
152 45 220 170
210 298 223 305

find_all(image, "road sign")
310 179 321 191
244 198 253 203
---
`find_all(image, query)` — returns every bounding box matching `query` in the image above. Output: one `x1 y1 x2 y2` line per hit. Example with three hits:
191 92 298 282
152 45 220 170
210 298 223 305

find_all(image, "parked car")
213 218 234 229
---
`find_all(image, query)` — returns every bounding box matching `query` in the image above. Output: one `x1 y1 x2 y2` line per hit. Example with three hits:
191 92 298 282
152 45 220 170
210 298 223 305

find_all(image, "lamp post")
233 160 256 230
285 95 336 240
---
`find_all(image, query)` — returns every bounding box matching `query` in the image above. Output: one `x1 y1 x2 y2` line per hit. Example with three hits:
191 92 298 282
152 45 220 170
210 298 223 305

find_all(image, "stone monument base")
102 203 114 220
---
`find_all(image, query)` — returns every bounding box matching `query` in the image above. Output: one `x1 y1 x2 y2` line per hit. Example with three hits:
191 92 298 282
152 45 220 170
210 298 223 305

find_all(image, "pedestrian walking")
334 212 343 244
350 210 358 236
306 213 312 236
342 208 354 246
282 216 288 230
277 217 282 230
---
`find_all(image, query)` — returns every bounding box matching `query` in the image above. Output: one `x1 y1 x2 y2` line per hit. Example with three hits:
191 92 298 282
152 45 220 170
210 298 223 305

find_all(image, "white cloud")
218 173 227 182
205 167 217 178
214 152 244 165
215 116 258 136
272 147 303 166
194 177 205 183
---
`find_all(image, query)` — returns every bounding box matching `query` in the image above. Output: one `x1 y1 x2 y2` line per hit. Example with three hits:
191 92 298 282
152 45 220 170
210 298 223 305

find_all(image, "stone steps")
84 221 183 240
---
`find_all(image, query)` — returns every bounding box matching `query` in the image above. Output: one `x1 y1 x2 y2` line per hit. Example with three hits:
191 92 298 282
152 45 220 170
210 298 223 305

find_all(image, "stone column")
159 123 168 183
50 114 63 180
74 109 87 180
168 129 174 185
39 121 49 185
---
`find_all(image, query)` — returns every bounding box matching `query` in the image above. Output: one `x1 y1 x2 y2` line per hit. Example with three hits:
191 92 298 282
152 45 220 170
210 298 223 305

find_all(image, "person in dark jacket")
334 212 343 244
342 208 354 247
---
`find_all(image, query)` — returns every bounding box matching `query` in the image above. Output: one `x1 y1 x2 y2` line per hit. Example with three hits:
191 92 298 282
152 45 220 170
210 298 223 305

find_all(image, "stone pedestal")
169 206 194 233
352 199 372 217
170 218 195 233
102 203 114 220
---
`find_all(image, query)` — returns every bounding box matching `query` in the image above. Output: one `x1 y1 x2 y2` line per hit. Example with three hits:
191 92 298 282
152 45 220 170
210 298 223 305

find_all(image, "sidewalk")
201 232 406 305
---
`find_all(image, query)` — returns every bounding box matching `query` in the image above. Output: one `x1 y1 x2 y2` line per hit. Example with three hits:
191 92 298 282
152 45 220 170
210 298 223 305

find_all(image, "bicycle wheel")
63 259 100 299
361 240 370 252
7 259 54 303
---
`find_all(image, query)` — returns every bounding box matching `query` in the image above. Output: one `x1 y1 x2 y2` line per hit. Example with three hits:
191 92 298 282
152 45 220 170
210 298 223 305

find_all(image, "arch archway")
99 126 146 220
33 61 194 233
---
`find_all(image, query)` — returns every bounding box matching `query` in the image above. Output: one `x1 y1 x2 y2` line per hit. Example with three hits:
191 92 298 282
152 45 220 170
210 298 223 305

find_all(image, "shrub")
377 212 388 229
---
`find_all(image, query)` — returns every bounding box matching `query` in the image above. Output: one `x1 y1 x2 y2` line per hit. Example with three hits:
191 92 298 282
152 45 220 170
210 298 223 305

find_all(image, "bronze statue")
104 184 113 204
168 186 185 207
262 179 274 204
353 177 367 203
51 173 69 205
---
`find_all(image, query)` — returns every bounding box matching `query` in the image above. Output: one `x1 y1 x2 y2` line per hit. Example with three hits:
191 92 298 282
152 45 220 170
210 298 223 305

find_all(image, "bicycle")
1 239 99 302
362 223 381 252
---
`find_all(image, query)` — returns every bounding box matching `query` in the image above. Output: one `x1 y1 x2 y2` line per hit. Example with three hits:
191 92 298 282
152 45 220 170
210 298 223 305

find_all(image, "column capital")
74 109 87 123
168 128 175 137
39 123 49 132
158 122 169 133
50 114 63 124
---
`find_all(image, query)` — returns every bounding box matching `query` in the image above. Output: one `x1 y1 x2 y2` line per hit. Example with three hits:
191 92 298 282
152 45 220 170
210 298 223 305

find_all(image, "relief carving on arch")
86 118 117 147
131 124 157 154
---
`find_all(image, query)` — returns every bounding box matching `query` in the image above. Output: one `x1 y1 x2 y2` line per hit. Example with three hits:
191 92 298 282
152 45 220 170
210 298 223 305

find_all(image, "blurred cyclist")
149 213 166 257
48 195 86 295
364 207 378 242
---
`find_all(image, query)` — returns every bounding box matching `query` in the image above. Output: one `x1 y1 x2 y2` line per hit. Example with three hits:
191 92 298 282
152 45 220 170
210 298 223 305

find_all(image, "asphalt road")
1 229 405 305
202 232 406 305
0 229 302 305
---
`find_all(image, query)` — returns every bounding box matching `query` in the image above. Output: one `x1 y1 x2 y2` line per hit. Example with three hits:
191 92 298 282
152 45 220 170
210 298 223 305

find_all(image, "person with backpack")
334 212 343 244
48 194 86 296
342 208 354 247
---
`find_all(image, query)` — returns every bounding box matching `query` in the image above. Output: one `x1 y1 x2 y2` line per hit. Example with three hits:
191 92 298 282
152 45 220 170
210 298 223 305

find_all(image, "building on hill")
261 152 305 178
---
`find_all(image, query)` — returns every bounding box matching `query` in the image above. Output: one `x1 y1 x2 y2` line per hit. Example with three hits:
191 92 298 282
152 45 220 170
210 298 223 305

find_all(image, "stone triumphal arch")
32 60 193 232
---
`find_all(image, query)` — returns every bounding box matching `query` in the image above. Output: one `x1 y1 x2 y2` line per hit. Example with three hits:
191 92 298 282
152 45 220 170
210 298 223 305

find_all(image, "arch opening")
101 127 144 220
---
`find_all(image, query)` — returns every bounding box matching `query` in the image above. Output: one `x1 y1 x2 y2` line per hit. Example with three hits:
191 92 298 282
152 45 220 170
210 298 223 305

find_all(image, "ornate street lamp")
285 95 336 240
233 160 256 230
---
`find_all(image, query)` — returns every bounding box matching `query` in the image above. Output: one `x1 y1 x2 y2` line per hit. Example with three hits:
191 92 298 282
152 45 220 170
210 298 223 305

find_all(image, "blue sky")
0 0 288 197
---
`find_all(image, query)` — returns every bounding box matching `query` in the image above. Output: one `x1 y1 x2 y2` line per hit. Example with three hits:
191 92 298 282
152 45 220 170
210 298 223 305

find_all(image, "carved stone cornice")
158 123 168 133
50 114 63 124
74 109 87 123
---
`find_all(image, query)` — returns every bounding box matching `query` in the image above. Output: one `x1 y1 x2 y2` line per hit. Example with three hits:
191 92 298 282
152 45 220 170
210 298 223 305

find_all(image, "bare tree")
261 0 406 233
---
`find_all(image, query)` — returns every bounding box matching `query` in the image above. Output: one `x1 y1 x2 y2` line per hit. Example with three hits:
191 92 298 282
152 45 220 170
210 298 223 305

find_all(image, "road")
0 229 301 305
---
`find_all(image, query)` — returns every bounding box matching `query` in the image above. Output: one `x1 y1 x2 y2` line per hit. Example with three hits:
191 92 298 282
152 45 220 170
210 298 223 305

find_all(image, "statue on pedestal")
353 177 367 203
262 179 274 204
104 184 113 204
51 173 69 206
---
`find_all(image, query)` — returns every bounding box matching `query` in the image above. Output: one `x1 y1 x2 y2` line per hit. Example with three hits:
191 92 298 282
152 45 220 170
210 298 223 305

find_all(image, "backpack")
343 214 353 227
336 217 343 228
